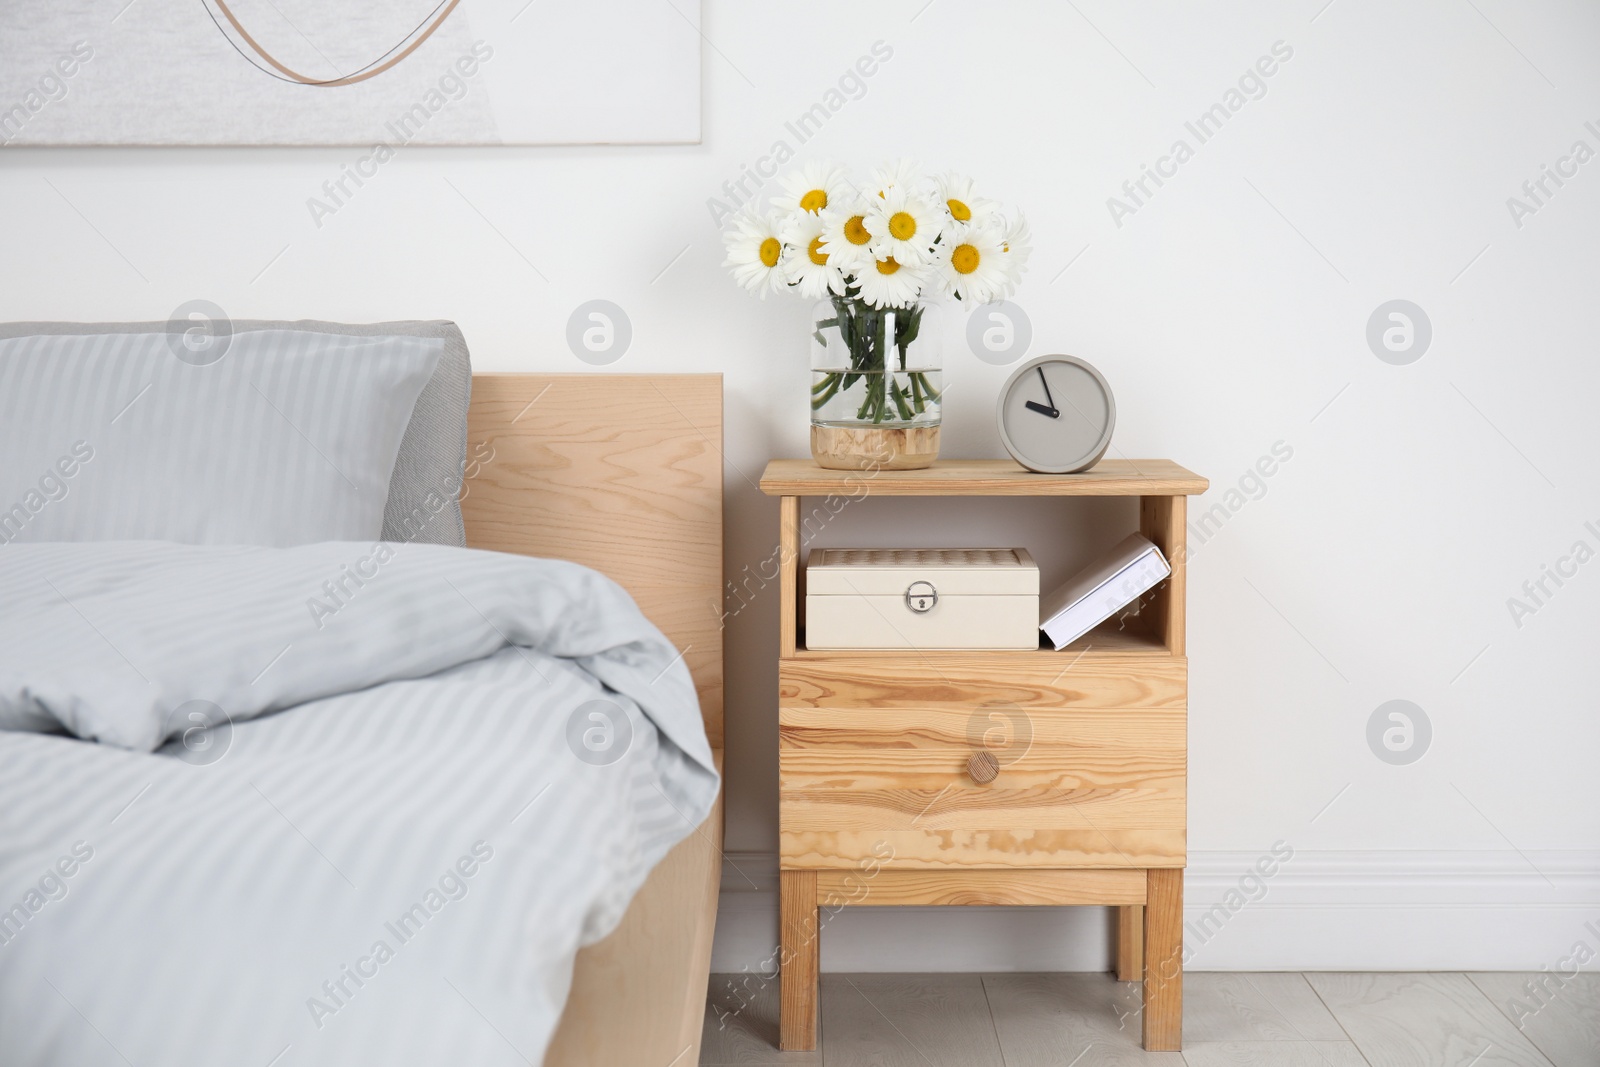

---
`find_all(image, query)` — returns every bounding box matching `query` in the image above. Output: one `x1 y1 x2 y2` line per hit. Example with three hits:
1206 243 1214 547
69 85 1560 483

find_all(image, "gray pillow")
370 321 471 547
0 326 441 546
0 319 472 547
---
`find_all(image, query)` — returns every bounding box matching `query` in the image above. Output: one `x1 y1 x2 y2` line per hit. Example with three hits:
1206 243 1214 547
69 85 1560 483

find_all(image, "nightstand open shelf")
761 457 1207 1053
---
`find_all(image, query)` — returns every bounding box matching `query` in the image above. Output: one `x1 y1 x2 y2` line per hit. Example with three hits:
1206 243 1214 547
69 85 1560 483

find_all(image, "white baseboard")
711 850 1600 974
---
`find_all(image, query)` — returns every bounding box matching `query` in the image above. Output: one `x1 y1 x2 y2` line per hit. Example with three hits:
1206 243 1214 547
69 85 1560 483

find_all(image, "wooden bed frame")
460 373 723 1067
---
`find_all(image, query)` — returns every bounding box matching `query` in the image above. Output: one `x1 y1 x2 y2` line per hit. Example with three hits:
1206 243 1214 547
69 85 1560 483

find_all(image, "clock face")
996 355 1116 473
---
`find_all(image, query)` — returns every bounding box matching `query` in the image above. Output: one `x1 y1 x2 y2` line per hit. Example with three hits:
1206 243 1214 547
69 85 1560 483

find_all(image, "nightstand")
758 458 1208 1052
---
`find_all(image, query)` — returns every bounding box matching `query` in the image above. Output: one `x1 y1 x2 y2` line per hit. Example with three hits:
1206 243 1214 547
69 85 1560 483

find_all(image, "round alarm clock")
995 355 1116 474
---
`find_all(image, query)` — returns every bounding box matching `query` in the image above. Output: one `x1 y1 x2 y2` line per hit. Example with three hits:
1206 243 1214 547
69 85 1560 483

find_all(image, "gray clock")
996 355 1116 474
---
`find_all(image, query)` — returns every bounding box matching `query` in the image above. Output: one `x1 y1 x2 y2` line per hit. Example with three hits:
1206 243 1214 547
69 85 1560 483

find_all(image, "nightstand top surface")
760 458 1207 497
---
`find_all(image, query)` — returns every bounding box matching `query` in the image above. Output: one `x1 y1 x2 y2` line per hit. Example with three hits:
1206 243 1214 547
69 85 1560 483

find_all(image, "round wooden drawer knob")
966 750 1000 785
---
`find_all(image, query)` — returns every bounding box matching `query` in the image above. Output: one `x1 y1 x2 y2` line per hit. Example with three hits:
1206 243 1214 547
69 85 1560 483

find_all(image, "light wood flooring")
701 971 1599 1066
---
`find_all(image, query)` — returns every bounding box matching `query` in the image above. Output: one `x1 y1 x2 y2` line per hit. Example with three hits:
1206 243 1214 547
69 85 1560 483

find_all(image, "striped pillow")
0 329 440 546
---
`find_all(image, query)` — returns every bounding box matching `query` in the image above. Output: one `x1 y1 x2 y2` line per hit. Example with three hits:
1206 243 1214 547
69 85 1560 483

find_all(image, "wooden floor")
701 971 1599 1066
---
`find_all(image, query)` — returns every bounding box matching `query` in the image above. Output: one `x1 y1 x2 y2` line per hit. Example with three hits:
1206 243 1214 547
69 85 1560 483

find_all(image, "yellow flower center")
951 243 980 275
808 236 828 265
888 211 917 240
844 215 872 245
799 188 828 213
759 237 781 268
875 257 901 276
948 198 971 221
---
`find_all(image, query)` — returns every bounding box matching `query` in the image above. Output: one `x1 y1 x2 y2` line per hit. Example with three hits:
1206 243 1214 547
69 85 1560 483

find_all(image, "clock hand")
1025 400 1059 418
1036 366 1057 411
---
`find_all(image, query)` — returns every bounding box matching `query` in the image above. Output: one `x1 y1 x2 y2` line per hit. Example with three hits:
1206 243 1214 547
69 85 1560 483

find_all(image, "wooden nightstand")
758 458 1208 1052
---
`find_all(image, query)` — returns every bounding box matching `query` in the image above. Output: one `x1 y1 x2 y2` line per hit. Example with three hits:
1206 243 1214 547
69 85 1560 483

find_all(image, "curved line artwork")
203 0 462 87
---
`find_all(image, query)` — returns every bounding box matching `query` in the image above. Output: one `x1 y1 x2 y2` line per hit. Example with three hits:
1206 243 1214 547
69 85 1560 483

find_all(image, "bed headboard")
460 373 723 748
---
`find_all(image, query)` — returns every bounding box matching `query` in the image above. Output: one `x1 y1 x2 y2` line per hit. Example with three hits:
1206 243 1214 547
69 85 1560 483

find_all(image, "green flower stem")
811 372 843 409
890 381 914 421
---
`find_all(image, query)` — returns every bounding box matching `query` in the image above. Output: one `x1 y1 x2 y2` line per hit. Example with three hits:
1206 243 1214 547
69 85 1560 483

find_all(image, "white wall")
4 0 1598 971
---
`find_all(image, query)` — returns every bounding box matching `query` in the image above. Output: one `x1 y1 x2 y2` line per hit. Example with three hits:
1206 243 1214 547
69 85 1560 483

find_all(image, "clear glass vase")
809 297 942 470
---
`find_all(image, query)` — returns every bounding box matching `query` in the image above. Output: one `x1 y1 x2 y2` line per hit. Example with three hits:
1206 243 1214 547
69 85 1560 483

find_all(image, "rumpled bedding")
0 541 718 1067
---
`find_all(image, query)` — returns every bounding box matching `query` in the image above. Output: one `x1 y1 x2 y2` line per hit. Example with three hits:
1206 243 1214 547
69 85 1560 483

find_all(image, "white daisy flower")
855 254 927 309
933 171 999 230
862 185 944 267
771 160 852 217
816 200 879 272
938 222 1013 304
868 158 925 199
999 209 1033 291
782 211 848 298
722 206 788 298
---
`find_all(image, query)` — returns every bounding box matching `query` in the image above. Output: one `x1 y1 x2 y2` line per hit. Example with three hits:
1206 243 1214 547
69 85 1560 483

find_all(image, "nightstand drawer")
780 656 1187 709
779 704 1186 870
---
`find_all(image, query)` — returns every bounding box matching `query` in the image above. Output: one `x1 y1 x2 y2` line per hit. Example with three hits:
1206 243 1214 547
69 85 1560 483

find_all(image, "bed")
0 325 724 1067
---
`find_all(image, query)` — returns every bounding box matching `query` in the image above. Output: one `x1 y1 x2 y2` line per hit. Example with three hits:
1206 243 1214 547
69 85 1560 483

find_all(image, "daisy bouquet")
724 160 1030 427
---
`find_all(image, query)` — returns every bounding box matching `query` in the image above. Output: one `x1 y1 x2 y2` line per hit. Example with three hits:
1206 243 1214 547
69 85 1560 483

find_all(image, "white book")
1039 533 1171 649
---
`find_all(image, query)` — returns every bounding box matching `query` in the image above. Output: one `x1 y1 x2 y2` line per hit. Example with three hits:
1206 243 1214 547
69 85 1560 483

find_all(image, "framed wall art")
0 0 702 146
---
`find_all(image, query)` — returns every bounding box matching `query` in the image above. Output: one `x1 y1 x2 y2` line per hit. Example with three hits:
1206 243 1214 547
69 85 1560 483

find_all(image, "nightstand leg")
779 870 819 1050
1116 905 1144 981
1142 868 1183 1051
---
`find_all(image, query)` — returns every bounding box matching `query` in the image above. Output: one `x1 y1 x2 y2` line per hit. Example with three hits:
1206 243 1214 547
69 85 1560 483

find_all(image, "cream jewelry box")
804 548 1040 650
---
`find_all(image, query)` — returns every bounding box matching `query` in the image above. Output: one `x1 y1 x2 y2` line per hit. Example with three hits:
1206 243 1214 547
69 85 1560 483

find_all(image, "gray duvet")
0 541 718 1066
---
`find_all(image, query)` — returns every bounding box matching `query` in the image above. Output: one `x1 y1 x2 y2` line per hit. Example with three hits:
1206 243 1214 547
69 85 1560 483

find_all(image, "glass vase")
809 296 942 470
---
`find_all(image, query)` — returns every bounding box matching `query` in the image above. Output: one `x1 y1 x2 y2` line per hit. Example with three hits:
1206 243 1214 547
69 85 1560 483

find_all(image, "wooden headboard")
460 373 723 748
